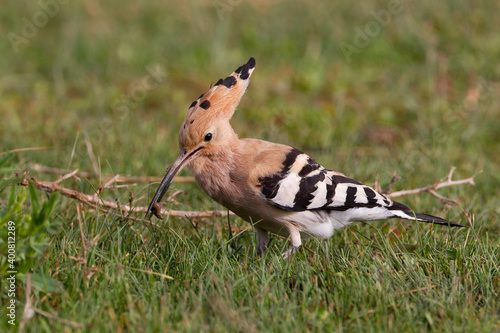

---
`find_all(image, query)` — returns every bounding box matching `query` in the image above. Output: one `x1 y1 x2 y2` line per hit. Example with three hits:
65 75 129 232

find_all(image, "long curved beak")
145 147 202 219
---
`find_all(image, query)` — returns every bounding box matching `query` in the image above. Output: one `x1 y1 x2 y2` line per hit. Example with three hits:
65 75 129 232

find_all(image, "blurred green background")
1 0 499 331
2 0 499 177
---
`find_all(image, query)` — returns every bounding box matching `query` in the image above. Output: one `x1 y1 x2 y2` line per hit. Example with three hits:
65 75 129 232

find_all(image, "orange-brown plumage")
146 57 463 257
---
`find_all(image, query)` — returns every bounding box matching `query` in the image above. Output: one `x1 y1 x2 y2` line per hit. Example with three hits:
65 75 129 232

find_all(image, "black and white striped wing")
258 148 409 213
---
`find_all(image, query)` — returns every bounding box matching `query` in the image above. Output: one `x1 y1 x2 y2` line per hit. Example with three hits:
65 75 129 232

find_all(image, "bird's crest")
179 57 256 147
184 57 255 123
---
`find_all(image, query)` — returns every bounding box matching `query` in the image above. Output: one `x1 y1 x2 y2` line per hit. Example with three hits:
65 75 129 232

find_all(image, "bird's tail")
391 210 465 227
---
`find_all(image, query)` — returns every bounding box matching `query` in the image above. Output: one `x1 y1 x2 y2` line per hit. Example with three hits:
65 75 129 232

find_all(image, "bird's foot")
281 246 298 259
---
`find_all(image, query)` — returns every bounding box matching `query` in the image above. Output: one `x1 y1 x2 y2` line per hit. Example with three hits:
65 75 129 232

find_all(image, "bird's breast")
189 155 248 206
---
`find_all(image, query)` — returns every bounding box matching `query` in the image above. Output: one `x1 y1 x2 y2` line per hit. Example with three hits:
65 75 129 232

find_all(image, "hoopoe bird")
146 57 464 257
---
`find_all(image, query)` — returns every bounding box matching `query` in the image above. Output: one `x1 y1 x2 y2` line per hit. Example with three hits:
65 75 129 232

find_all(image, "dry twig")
381 174 401 195
76 203 87 264
84 139 99 176
19 273 83 331
31 163 195 183
19 273 34 333
0 147 49 156
388 167 475 205
20 174 234 221
22 166 474 224
54 169 80 184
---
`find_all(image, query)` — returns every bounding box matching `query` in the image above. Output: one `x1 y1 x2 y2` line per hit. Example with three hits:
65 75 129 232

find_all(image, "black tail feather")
392 210 465 227
413 213 465 227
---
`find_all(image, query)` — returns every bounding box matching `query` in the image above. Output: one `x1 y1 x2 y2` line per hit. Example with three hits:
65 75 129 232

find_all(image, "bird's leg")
281 227 302 259
255 226 269 256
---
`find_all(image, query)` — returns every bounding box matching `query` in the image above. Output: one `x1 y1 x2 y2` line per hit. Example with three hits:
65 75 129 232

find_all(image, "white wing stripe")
307 178 329 209
354 186 369 204
273 173 301 208
331 184 348 207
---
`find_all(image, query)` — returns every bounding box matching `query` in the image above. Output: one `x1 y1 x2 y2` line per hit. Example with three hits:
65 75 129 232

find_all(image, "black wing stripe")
331 174 363 185
294 172 326 210
364 187 379 205
258 148 406 213
298 158 321 177
344 186 357 207
258 148 303 200
325 180 337 207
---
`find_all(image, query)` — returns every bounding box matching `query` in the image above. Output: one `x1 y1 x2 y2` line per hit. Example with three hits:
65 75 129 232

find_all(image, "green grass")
1 0 499 331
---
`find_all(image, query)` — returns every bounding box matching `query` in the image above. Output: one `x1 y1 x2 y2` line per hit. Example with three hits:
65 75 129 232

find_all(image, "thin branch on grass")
381 174 401 195
22 166 474 224
0 147 49 156
84 139 99 176
30 305 84 329
19 273 83 330
76 203 88 265
20 174 234 222
392 285 437 296
31 163 195 183
54 169 80 185
72 204 101 279
387 167 476 205
117 264 174 280
102 174 120 188
19 273 33 333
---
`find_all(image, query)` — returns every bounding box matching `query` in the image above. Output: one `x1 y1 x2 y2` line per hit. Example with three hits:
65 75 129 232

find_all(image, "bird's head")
146 57 256 219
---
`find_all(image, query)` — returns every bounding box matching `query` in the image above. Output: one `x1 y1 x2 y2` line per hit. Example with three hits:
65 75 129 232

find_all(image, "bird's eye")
204 133 213 142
